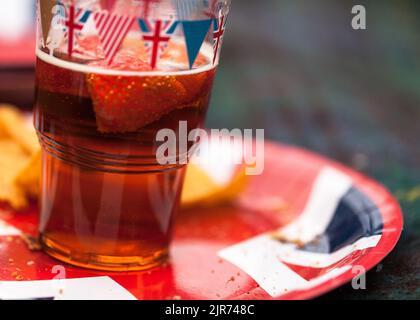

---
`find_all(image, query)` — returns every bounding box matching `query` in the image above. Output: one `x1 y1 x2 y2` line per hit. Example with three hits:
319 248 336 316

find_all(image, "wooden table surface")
0 0 418 300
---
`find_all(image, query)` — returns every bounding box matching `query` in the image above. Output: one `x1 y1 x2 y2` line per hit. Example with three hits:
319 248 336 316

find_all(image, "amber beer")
34 34 216 270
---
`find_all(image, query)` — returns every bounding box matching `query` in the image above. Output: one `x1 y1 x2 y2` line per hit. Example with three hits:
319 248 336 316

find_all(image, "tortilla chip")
0 183 28 210
15 149 42 199
0 140 31 209
0 104 38 155
0 105 41 210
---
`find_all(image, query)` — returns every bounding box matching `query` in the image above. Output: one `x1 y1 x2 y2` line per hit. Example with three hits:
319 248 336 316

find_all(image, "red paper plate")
0 142 403 300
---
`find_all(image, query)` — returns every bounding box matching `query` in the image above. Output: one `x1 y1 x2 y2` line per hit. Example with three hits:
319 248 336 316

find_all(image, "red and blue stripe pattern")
93 10 135 64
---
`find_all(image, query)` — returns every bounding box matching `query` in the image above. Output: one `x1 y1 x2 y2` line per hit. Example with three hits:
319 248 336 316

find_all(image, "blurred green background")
207 0 419 299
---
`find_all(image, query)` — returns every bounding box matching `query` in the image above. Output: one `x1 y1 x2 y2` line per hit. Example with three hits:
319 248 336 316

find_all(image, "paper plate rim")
265 143 403 300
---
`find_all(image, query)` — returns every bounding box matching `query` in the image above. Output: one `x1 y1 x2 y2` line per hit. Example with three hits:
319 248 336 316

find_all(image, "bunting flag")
182 19 213 69
93 11 135 64
63 5 91 57
40 3 229 69
212 14 227 65
39 0 57 45
138 19 179 69
139 0 161 18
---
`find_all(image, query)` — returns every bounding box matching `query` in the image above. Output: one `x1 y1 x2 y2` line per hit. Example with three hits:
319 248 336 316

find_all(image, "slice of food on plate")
0 105 39 155
182 135 247 207
0 105 40 210
0 140 30 209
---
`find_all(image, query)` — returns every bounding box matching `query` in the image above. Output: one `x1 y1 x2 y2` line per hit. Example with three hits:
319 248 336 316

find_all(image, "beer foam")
36 40 216 77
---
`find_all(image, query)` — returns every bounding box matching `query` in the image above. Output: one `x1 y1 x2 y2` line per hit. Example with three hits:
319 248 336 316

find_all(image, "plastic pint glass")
34 0 230 270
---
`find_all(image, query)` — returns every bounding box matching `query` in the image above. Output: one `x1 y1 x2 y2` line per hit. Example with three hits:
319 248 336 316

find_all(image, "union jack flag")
212 14 227 65
63 5 91 57
93 10 135 64
138 19 179 69
219 168 384 297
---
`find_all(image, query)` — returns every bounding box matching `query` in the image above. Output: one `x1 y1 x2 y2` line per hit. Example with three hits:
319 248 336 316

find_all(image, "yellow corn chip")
15 149 41 199
0 105 41 210
0 140 30 209
0 105 38 155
